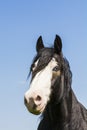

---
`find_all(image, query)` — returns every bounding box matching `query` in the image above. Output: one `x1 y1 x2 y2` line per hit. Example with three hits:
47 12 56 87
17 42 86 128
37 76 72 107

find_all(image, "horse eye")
31 64 35 71
52 66 60 72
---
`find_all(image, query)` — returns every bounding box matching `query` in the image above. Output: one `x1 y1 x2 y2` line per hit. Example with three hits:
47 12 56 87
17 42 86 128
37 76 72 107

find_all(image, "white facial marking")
25 58 58 113
32 59 39 71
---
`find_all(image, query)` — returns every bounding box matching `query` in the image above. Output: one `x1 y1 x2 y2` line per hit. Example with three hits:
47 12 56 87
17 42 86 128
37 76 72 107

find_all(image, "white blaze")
25 58 58 106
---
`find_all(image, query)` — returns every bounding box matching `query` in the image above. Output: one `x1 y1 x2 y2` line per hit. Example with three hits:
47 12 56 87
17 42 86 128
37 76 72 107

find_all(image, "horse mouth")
26 103 45 115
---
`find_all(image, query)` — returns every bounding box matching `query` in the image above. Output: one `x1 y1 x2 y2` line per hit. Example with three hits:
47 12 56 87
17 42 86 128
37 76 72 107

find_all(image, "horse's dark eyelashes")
52 66 60 72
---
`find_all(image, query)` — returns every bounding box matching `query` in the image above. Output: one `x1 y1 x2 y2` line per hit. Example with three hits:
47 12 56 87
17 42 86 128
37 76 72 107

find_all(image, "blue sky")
0 0 87 130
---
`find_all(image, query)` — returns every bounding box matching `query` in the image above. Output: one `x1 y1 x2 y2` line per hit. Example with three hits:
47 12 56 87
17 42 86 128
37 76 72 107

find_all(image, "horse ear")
54 35 62 54
36 36 44 52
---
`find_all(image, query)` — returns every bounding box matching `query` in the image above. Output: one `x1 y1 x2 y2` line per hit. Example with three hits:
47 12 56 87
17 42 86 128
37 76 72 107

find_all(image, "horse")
24 35 87 130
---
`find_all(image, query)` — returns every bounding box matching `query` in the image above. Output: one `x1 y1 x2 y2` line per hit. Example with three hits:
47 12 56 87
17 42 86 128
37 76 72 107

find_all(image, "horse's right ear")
36 36 44 52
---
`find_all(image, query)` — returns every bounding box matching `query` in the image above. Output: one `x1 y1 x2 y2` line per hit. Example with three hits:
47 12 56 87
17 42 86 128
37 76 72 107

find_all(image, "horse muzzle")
24 92 45 115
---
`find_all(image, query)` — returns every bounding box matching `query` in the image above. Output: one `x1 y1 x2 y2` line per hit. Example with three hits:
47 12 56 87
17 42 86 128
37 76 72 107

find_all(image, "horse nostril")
35 95 42 101
34 95 42 106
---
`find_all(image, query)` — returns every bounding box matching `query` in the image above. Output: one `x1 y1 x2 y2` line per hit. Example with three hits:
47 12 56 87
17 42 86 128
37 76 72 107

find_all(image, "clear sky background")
0 0 87 130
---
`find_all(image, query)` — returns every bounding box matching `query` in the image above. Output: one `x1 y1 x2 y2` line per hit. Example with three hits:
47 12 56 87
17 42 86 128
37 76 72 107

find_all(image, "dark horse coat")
25 35 87 130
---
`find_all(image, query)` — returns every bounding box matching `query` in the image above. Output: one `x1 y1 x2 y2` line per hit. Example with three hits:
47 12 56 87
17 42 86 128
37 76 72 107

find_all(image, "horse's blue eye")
53 66 60 71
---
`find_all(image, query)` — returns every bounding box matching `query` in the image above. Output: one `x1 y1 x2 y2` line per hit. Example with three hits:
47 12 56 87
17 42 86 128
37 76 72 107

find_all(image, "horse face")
24 57 61 114
24 35 63 115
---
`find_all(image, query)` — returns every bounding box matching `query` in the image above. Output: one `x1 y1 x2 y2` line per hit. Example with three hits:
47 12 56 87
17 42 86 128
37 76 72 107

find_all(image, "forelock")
30 48 54 73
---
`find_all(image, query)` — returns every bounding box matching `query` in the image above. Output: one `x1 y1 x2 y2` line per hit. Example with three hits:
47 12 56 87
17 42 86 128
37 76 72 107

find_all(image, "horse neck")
44 88 77 125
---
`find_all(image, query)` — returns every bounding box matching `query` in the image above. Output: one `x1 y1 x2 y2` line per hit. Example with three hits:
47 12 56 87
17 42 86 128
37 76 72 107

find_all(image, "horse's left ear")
36 36 44 52
54 35 62 54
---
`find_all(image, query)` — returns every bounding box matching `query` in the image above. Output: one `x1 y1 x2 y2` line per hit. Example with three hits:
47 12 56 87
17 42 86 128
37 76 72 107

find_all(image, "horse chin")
27 104 46 115
29 109 41 115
